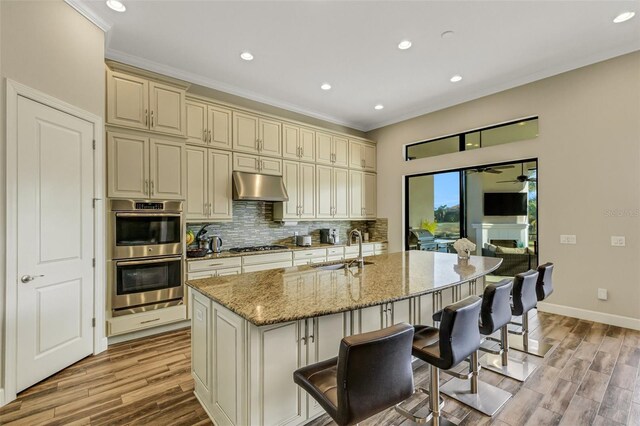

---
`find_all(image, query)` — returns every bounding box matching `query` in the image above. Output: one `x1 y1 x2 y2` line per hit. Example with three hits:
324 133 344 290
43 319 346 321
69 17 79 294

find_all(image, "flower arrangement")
421 219 438 235
453 238 476 260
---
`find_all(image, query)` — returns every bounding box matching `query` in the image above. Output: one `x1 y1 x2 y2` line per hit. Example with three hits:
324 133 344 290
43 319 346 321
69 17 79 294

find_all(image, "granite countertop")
185 240 389 261
186 251 501 326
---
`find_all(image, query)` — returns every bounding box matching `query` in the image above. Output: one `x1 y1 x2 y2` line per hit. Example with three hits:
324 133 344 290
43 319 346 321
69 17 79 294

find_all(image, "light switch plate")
560 235 577 244
611 236 626 247
598 288 608 301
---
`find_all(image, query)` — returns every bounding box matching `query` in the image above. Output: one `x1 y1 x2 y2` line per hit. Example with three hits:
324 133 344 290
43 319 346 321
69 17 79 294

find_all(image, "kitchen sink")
311 261 374 270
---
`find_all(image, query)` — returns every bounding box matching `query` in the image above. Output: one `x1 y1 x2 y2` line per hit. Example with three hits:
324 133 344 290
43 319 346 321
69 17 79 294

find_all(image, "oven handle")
114 213 182 218
115 257 182 267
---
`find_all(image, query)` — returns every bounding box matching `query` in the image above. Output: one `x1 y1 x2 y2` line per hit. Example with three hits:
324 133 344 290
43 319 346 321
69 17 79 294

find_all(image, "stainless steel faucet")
348 229 364 268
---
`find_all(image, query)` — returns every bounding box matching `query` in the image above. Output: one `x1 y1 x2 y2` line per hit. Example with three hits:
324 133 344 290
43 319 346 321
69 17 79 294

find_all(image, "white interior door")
16 96 94 392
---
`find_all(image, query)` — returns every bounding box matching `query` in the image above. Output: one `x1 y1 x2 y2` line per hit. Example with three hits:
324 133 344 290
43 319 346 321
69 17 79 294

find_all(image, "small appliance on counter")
296 235 312 247
210 235 223 253
320 228 340 245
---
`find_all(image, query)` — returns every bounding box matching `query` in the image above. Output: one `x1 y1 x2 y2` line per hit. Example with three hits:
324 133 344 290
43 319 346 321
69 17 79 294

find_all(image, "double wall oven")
109 200 184 316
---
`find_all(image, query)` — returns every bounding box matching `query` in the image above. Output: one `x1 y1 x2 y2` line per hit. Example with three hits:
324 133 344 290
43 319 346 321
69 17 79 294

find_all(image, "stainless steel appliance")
110 256 183 316
408 229 437 251
296 235 312 247
210 236 223 253
320 228 339 245
232 171 289 201
109 200 183 259
229 245 288 253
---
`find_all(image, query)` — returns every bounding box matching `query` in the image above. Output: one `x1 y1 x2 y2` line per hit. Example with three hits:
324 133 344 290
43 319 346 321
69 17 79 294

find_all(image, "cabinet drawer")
326 247 344 257
374 243 388 251
188 257 242 272
242 261 292 273
344 244 374 255
242 251 293 266
326 255 344 262
107 305 187 336
293 249 326 260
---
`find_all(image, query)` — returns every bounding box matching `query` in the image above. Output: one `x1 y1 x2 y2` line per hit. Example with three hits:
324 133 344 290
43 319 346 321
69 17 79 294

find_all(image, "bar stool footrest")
394 387 445 424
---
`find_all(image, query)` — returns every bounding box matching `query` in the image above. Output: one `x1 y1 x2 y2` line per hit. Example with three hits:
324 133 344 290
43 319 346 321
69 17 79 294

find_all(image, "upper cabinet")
349 140 377 171
283 124 315 162
349 171 376 219
233 111 282 156
315 132 349 168
186 99 232 149
107 67 186 137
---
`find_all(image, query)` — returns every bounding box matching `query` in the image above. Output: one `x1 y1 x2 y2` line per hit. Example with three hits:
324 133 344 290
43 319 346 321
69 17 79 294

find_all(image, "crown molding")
64 0 112 32
105 48 366 132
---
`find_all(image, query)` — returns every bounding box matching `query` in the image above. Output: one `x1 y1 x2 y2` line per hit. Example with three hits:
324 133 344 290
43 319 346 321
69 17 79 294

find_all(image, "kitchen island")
186 251 501 426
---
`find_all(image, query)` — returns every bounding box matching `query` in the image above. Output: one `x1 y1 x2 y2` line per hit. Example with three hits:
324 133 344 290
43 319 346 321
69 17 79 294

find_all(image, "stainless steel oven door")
110 212 183 259
111 256 183 311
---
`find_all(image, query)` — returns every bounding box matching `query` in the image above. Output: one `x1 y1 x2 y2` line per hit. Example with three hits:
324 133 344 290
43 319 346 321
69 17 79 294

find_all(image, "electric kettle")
210 236 223 253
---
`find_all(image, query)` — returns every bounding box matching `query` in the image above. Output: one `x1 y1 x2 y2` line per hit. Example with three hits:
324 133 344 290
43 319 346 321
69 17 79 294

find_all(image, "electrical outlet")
611 236 626 247
560 234 577 244
598 288 608 301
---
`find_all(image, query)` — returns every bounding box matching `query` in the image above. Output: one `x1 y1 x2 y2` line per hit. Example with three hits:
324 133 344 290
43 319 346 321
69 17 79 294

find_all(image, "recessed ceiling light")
450 75 463 83
321 83 332 91
441 31 454 39
374 104 384 110
240 52 254 61
613 11 635 23
398 40 412 50
106 0 126 12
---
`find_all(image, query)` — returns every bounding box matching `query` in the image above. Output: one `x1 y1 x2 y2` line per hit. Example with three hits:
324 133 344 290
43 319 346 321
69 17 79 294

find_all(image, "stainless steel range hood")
232 171 289 202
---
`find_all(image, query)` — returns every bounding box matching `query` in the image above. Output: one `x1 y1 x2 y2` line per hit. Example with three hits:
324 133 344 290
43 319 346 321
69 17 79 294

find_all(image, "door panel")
149 139 185 200
107 71 148 130
149 82 185 136
186 146 208 220
186 100 207 145
299 163 316 218
209 150 233 219
364 143 376 171
349 170 363 219
358 306 383 333
363 172 377 218
107 132 149 198
282 161 300 218
349 141 363 169
283 124 300 160
333 136 349 168
232 112 259 153
259 157 283 176
233 152 259 173
259 118 282 156
209 106 232 149
316 165 333 219
299 128 315 162
16 96 94 392
315 132 333 165
333 168 349 219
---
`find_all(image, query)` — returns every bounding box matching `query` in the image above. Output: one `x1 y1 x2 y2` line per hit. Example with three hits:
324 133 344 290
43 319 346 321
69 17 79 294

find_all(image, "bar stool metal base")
480 353 537 382
508 334 557 358
440 378 512 416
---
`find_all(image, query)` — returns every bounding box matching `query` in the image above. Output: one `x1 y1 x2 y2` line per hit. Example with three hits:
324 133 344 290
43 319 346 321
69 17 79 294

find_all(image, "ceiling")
69 1 640 132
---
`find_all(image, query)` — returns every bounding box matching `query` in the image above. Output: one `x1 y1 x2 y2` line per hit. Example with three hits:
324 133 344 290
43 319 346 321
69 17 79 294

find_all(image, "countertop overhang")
186 251 502 326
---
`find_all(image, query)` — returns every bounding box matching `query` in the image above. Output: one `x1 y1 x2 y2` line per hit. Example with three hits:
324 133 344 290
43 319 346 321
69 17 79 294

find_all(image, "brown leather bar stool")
480 278 538 382
293 323 414 426
396 296 482 426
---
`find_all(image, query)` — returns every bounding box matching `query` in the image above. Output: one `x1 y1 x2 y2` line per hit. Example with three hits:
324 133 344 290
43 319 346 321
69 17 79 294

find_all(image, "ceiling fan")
498 164 537 184
466 165 514 175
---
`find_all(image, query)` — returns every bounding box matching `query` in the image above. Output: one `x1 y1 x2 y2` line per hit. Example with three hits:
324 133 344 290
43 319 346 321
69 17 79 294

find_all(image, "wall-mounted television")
484 192 528 216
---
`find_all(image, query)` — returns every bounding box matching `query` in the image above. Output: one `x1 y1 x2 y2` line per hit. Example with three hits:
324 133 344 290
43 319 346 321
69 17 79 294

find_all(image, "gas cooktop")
228 245 289 253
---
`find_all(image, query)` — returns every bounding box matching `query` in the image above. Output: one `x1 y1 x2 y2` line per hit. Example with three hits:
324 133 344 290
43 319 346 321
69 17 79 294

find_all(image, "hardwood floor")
1 311 638 425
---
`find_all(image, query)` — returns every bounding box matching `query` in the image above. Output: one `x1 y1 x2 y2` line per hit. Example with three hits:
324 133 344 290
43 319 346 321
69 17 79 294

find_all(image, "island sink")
311 260 375 270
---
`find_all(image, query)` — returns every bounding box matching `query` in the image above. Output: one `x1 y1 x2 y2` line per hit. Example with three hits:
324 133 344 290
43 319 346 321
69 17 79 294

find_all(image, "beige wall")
0 0 105 394
368 52 640 321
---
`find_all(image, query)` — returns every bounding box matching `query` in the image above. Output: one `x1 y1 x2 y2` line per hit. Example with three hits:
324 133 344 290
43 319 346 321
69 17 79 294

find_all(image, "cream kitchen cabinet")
292 248 327 266
315 132 348 168
108 132 185 200
274 161 315 220
348 140 376 171
355 299 412 333
241 252 293 273
186 100 232 149
349 170 376 219
185 146 233 221
316 165 349 219
283 124 315 162
232 111 282 156
232 152 283 176
107 69 186 136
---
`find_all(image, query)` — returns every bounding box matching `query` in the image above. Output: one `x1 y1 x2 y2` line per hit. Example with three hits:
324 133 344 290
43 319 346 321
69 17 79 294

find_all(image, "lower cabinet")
355 299 412 333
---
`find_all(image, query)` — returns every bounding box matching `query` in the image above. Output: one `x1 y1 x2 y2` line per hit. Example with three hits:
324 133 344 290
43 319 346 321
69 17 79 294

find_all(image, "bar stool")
293 323 414 426
437 281 514 415
480 278 538 382
396 296 482 426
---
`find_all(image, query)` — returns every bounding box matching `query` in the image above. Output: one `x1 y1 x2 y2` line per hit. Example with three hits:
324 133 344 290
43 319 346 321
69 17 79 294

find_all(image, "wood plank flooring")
0 311 638 425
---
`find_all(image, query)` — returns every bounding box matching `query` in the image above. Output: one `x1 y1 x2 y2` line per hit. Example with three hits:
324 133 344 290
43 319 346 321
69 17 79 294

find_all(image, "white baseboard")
537 302 640 331
0 388 6 407
107 320 191 345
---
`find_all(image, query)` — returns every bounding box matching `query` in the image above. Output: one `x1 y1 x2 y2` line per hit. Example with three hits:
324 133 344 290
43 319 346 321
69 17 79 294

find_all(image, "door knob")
21 274 44 283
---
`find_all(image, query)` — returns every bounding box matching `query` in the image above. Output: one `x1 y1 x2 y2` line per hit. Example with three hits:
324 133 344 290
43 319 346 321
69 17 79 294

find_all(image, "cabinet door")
232 111 259 153
259 157 283 176
249 321 307 425
281 160 300 219
364 143 377 171
259 118 282 156
191 291 212 403
316 165 333 219
282 124 300 160
333 136 349 168
358 305 383 333
149 139 186 200
186 100 208 145
107 71 149 130
349 141 363 169
209 105 232 149
349 170 364 219
363 172 377 218
107 132 149 198
149 82 186 136
232 152 259 173
390 299 411 325
315 132 333 165
186 146 208 220
208 149 233 220
333 168 350 219
299 128 315 162
299 163 316 219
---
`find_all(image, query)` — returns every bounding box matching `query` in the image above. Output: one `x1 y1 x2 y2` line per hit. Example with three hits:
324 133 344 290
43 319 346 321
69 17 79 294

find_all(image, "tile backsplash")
187 201 387 249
